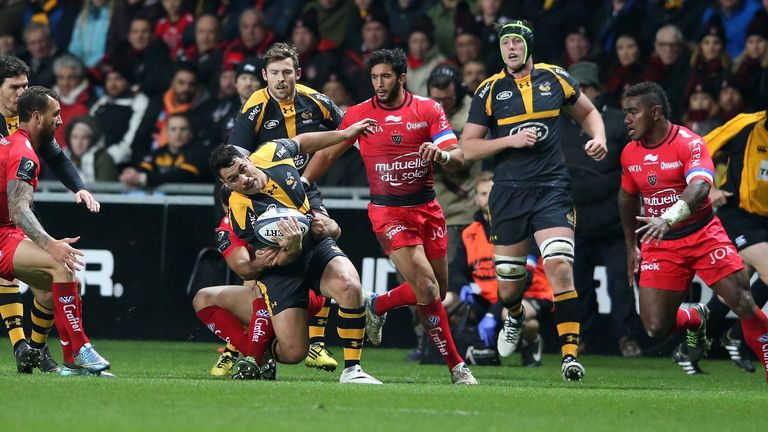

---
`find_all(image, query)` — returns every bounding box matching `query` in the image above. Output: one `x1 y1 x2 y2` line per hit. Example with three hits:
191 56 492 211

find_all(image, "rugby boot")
261 351 278 381
561 355 585 381
497 309 525 357
74 343 111 372
231 356 261 380
15 341 41 374
521 336 543 367
720 331 756 373
305 342 338 372
364 293 386 346
37 345 61 373
339 365 382 384
450 362 478 385
210 351 237 377
60 363 116 378
673 343 704 375
685 303 711 362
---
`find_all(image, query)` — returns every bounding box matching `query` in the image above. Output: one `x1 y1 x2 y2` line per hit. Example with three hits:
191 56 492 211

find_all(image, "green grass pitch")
0 340 765 431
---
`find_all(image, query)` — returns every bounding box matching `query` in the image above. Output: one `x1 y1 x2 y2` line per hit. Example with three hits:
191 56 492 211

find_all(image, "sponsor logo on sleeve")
248 104 262 121
264 120 280 129
216 230 231 252
16 157 37 182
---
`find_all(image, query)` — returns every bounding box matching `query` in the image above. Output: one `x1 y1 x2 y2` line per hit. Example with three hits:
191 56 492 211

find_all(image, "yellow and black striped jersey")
228 84 343 173
467 64 580 188
227 138 311 247
705 111 768 217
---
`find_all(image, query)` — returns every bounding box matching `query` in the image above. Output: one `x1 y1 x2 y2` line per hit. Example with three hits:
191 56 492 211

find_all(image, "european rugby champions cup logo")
647 170 658 186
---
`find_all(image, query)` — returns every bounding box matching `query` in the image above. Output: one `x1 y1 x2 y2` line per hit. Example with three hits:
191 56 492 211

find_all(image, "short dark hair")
623 82 671 119
365 48 407 76
0 56 30 87
173 62 199 81
18 86 58 122
264 42 299 70
208 145 243 178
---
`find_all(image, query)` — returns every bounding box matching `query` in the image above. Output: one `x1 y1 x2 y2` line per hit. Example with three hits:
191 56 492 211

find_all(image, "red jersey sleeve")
216 216 249 258
426 100 458 150
620 147 639 194
6 140 40 186
679 135 715 185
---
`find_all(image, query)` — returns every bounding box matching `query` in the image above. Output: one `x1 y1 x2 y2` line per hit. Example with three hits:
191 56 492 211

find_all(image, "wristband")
660 200 691 226
437 151 451 165
300 176 311 187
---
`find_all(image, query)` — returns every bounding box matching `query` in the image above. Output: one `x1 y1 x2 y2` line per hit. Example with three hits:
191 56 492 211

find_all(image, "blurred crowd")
0 0 765 189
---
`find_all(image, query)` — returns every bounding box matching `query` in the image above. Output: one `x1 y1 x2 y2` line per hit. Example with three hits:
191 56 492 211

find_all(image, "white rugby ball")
254 207 310 247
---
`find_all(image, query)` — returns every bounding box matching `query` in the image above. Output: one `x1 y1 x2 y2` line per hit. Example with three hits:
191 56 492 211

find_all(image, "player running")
618 82 768 381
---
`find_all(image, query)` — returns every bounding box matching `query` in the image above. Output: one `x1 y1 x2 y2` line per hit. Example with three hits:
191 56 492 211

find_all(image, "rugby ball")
254 207 310 247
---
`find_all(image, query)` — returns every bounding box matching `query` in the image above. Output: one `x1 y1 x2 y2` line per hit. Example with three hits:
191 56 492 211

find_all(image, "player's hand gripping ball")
254 207 310 247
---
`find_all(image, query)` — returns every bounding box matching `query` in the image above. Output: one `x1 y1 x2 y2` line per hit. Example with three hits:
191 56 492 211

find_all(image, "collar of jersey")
372 90 412 111
639 123 677 149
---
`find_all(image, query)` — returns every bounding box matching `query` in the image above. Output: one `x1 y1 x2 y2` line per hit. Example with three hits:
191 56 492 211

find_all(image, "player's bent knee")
278 342 309 364
494 255 527 281
192 290 213 311
540 237 574 263
642 320 670 339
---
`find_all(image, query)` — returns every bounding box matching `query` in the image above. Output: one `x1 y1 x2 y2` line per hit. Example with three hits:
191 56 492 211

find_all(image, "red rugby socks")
374 282 418 315
52 282 90 353
740 307 768 382
196 306 247 352
670 307 703 334
416 298 463 370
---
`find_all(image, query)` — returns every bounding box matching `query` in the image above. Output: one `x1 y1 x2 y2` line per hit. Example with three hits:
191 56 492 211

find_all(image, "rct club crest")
391 132 402 145
647 170 657 186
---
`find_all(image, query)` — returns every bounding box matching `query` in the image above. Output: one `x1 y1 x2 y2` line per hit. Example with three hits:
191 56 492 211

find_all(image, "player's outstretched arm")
618 187 642 286
7 179 84 271
635 179 711 245
293 118 378 155
39 139 100 212
302 144 350 184
460 123 536 160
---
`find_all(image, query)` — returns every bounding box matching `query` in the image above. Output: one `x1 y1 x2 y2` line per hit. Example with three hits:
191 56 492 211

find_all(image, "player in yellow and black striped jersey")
208 118 383 383
227 45 344 174
461 20 608 381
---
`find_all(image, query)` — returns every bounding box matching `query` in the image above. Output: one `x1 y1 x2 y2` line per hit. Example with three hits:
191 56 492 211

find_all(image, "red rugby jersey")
620 124 715 239
215 215 251 258
340 91 458 206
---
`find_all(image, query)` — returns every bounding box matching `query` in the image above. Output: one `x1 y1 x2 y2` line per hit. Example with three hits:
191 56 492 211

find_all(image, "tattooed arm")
8 179 52 248
7 179 84 271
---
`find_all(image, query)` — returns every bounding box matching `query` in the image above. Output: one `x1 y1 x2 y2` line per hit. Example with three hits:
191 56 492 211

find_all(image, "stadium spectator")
51 55 97 149
0 32 17 56
63 116 117 182
384 0 432 44
643 0 709 45
223 9 275 63
426 0 465 59
291 10 338 91
122 113 207 188
686 18 731 104
559 24 592 69
427 64 480 261
105 16 173 98
449 13 483 70
732 13 768 110
219 57 262 144
644 24 690 122
322 74 354 112
155 0 195 60
561 61 642 357
208 63 239 145
702 0 762 59
304 0 357 49
67 0 112 68
718 78 746 121
520 0 591 63
605 34 645 108
131 63 215 163
682 81 722 136
181 14 225 96
405 17 445 97
461 59 487 92
89 65 149 165
341 12 394 100
591 0 645 65
19 22 60 88
476 0 511 72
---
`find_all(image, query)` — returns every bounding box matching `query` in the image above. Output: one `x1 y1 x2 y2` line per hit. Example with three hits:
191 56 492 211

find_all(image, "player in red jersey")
0 86 111 375
618 82 768 381
304 48 477 384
